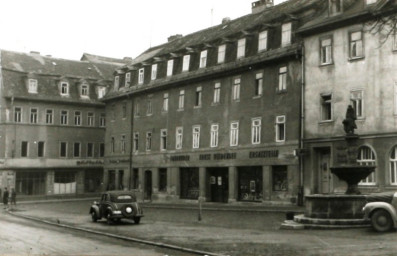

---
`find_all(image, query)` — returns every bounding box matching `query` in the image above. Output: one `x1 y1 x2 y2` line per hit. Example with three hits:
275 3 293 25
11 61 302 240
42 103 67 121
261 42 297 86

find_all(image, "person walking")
3 187 9 210
10 188 16 207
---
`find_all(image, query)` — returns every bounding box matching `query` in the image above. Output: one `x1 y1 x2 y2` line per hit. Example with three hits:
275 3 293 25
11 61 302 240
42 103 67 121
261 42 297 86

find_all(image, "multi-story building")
103 0 323 204
0 50 125 197
299 0 397 195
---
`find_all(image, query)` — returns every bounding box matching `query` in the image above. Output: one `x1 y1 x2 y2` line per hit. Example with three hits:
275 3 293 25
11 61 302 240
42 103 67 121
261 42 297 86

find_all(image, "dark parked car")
89 191 143 224
363 192 397 232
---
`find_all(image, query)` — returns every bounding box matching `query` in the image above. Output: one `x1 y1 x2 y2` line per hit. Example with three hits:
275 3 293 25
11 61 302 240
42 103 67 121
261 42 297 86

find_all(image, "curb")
7 210 228 256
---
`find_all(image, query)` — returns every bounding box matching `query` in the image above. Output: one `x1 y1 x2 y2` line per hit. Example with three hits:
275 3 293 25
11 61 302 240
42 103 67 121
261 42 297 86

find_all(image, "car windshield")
110 194 136 203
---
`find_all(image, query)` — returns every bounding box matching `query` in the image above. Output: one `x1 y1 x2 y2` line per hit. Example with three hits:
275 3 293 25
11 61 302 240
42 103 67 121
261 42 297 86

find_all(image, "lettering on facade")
213 153 237 160
199 154 211 160
108 159 130 164
249 150 279 158
76 160 104 165
170 155 190 161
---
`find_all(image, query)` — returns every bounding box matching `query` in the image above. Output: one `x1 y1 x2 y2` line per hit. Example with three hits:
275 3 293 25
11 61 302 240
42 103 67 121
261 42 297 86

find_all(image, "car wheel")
371 209 393 232
133 217 141 224
106 212 113 225
91 211 98 222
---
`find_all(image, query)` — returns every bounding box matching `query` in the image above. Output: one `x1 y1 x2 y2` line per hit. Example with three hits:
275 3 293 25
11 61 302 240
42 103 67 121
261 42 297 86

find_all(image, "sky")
1 0 287 61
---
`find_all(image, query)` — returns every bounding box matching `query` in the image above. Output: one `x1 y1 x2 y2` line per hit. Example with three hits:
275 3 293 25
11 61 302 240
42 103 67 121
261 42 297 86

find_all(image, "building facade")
103 0 322 204
0 50 125 196
299 0 397 195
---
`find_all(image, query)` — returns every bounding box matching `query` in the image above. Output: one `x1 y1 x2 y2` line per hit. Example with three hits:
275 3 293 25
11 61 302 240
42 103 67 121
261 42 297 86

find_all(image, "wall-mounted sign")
77 160 104 165
249 150 278 158
199 154 211 160
213 153 237 160
108 159 130 164
170 155 190 161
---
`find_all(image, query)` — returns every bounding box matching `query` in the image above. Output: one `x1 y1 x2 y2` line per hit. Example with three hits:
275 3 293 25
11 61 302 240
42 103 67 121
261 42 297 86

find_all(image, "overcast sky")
1 0 287 61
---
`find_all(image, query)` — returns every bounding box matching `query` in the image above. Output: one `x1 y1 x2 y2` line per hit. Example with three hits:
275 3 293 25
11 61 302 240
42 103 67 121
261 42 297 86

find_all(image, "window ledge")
252 95 262 99
319 62 334 67
146 114 153 117
194 105 202 109
177 108 184 112
348 56 365 62
319 120 334 124
276 90 287 95
232 99 240 103
211 102 221 106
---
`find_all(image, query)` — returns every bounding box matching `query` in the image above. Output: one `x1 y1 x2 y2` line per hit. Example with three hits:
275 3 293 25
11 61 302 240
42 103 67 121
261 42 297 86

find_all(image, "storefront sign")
77 160 104 165
249 150 278 158
199 154 211 160
108 159 130 164
170 155 190 161
213 153 237 160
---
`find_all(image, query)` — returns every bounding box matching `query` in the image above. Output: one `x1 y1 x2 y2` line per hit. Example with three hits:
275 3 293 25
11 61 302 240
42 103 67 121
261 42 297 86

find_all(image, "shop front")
208 167 228 203
238 166 262 202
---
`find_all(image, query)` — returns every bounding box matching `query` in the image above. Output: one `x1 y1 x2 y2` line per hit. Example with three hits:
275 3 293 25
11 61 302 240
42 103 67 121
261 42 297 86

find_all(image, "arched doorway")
144 170 152 201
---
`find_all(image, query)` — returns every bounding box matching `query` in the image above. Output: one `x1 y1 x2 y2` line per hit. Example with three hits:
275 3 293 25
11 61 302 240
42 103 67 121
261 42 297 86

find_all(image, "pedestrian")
3 187 9 210
10 188 16 206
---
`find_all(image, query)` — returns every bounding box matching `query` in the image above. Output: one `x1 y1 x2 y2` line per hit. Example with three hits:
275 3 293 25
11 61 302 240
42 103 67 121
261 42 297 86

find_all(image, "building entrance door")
208 168 228 203
319 150 332 194
144 170 152 201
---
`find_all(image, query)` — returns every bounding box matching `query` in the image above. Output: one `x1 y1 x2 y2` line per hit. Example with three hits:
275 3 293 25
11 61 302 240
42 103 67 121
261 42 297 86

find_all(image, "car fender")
90 205 100 218
364 202 397 227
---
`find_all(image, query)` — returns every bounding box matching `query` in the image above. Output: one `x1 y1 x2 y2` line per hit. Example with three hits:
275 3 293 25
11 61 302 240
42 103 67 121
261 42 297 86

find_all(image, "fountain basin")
330 166 375 194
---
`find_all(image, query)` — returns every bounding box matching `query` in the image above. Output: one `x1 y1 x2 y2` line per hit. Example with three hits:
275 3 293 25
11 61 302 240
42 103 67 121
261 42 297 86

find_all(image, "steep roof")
81 53 131 65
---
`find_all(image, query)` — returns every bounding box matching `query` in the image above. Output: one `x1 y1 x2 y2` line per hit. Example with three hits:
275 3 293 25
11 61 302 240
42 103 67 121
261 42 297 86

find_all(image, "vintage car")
363 192 397 232
89 191 143 224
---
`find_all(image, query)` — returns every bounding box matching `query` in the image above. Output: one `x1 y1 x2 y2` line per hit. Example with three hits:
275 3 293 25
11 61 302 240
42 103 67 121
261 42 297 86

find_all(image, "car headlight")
126 207 132 213
113 210 122 214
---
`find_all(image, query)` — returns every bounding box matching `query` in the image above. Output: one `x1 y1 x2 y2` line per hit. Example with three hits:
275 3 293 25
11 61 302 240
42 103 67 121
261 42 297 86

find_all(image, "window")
390 146 397 185
255 73 263 96
30 108 38 124
195 86 202 107
167 59 174 77
281 23 292 46
28 79 38 93
199 50 207 68
237 38 246 58
74 111 81 126
138 68 144 84
252 118 261 144
21 141 28 157
87 112 94 126
38 141 45 157
134 100 140 116
81 84 89 97
349 31 364 59
329 0 342 15
147 98 153 115
350 90 364 118
193 126 200 149
60 110 68 125
122 102 127 119
132 168 139 189
357 146 376 184
276 115 286 142
178 90 185 110
321 94 332 121
210 124 219 148
278 66 287 92
176 127 183 149
320 38 333 65
14 107 22 123
121 135 126 153
258 31 268 51
60 142 67 157
61 82 69 95
218 44 226 63
232 78 241 101
159 168 167 192
111 137 115 153
273 166 288 191
73 142 81 157
160 129 167 151
151 64 158 80
97 87 106 99
114 76 119 89
163 93 169 112
213 82 221 104
100 113 106 127
230 122 239 146
99 143 105 157
182 55 190 72
125 73 131 87
133 132 139 152
46 109 53 124
146 132 152 151
366 0 377 4
87 143 94 157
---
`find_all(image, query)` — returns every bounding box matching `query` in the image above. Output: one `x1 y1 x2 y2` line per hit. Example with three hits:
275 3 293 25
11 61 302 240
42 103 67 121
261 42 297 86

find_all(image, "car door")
99 194 107 217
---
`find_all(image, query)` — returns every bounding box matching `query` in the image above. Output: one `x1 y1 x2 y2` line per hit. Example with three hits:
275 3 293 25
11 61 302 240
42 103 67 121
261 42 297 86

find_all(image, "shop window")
357 146 376 185
273 166 288 191
213 82 221 104
85 169 103 193
54 171 76 194
16 171 46 195
321 94 332 121
38 141 45 157
159 168 167 192
217 44 226 64
180 167 199 199
176 127 183 149
238 167 262 202
350 90 364 118
390 146 397 185
21 141 28 157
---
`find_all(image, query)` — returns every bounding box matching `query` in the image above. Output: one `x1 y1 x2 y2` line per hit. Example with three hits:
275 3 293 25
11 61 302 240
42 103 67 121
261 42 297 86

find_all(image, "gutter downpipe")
128 94 134 191
298 43 305 206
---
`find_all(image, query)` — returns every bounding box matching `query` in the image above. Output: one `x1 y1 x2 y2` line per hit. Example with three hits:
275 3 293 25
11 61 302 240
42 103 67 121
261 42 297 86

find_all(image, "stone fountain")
291 105 375 227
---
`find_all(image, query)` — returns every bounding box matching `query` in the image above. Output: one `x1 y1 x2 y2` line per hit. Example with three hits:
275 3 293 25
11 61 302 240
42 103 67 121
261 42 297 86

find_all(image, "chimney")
221 17 231 24
251 0 274 14
167 34 183 42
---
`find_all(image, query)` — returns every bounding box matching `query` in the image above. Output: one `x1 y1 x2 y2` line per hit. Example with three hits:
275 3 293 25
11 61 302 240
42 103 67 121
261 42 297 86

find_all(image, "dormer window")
281 23 292 46
81 84 89 97
138 68 144 84
182 55 190 72
97 86 106 99
167 60 174 77
28 79 38 93
258 31 268 52
218 44 226 63
237 38 246 58
151 64 158 80
114 76 119 89
329 0 342 15
199 50 207 68
60 82 69 96
125 73 131 87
